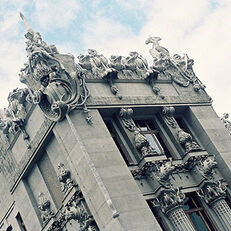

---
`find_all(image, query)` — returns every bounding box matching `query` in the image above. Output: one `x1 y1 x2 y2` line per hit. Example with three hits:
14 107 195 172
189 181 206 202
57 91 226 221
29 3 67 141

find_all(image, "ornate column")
198 180 231 231
152 188 196 231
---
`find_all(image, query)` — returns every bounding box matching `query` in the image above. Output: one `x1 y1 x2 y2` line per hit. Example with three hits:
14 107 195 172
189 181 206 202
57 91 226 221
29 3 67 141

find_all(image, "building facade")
0 14 231 231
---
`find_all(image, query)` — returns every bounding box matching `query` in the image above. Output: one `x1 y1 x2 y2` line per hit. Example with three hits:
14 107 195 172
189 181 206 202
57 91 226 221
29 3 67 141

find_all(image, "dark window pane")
189 212 210 231
16 213 27 231
200 210 217 231
6 226 13 231
183 196 197 210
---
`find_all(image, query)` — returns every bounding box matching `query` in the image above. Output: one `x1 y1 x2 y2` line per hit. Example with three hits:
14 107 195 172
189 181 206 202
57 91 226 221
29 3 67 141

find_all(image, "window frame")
183 193 218 231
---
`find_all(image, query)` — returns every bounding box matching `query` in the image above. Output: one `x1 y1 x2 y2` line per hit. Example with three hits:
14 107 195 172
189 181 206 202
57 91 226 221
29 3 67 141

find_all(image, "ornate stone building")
0 13 231 231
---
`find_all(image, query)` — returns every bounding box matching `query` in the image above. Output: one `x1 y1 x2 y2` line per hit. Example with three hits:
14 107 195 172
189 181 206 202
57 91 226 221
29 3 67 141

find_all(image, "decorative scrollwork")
19 12 91 123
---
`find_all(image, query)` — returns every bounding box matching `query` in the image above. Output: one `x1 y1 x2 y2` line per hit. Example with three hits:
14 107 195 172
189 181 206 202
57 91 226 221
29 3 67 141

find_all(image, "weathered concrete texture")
86 81 211 107
55 109 163 231
188 105 231 185
13 180 41 230
0 174 14 224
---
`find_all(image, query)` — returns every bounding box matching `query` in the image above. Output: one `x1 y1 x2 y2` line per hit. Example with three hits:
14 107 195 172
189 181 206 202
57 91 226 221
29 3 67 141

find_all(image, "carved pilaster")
197 180 231 231
152 188 195 231
167 207 196 231
38 192 54 225
211 199 231 231
58 163 76 194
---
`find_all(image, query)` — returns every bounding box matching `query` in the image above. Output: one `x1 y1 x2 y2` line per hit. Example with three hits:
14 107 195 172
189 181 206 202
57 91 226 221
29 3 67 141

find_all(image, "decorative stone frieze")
19 13 91 123
78 49 122 99
38 192 55 225
146 36 205 92
131 159 175 187
58 163 76 194
177 128 201 153
162 106 177 128
221 113 231 135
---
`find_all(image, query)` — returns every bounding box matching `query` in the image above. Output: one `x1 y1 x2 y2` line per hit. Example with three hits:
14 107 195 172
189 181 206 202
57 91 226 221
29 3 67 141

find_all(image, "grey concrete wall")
188 105 231 186
53 109 162 231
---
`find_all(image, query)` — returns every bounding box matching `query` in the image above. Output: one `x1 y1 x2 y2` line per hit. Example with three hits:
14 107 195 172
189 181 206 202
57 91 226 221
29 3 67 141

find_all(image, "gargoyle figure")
62 192 99 231
119 108 136 132
177 128 201 153
109 55 125 72
134 131 157 157
124 51 153 79
146 36 205 91
78 49 112 79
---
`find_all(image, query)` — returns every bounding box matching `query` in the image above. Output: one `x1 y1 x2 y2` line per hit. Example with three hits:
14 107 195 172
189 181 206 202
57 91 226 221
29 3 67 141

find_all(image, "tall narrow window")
183 193 217 231
16 213 27 231
134 120 172 158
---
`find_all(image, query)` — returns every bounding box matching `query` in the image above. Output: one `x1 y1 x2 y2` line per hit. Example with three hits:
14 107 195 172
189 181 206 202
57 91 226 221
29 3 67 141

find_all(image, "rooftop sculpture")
0 13 208 150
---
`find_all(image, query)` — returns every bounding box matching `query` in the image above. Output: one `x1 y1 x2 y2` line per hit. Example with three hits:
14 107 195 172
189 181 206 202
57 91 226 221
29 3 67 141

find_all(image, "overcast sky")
0 0 230 118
